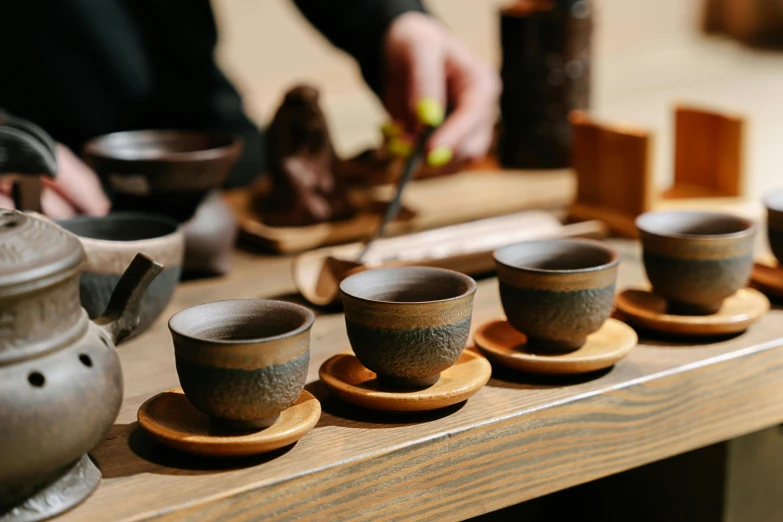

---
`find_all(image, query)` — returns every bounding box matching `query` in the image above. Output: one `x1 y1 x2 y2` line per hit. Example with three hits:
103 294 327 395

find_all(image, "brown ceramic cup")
169 299 314 430
340 267 477 388
58 212 184 339
84 130 243 222
764 189 783 264
636 210 756 315
494 239 620 352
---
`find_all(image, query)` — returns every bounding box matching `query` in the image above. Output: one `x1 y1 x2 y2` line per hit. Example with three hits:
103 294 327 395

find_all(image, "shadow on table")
306 381 466 429
93 422 294 479
632 328 743 348
485 364 613 390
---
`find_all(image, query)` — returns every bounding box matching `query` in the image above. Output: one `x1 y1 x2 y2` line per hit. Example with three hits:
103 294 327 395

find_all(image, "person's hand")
0 144 111 218
382 12 501 167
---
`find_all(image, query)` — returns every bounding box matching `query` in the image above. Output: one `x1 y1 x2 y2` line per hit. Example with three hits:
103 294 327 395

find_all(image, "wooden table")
62 240 783 521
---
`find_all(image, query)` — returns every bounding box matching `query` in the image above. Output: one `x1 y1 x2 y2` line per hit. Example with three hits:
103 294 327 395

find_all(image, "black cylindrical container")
499 0 592 169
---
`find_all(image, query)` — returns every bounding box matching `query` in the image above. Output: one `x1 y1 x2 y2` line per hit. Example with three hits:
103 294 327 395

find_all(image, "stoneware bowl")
169 299 314 430
58 212 184 339
83 130 243 222
764 189 783 264
494 238 620 352
340 266 477 388
636 210 756 315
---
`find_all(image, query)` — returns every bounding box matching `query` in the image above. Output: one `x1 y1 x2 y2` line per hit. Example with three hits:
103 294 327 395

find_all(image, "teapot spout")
95 253 164 345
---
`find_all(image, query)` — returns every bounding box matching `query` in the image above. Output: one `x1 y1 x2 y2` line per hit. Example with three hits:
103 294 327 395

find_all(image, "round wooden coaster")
137 389 320 457
615 288 769 337
319 350 491 412
751 261 783 299
474 318 637 375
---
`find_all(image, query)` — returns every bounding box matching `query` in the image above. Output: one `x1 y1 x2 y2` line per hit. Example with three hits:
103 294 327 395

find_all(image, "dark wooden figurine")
259 85 355 227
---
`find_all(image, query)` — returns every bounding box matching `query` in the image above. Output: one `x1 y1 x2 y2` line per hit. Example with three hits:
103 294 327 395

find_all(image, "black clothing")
0 0 425 187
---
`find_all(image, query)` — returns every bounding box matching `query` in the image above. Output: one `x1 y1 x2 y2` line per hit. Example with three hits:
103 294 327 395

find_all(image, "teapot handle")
0 111 58 213
95 253 164 346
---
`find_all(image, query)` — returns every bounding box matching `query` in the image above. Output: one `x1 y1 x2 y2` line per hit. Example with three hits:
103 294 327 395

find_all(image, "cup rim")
493 238 620 274
57 212 180 242
340 266 478 305
83 129 243 163
636 210 756 240
168 299 315 345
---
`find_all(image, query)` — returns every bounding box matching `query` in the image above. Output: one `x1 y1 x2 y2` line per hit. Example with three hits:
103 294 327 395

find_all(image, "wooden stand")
662 105 745 199
568 112 653 237
569 105 747 237
474 318 637 375
319 351 491 412
704 0 783 48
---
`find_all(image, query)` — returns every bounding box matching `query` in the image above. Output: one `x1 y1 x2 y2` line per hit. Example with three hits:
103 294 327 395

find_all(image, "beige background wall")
211 0 783 200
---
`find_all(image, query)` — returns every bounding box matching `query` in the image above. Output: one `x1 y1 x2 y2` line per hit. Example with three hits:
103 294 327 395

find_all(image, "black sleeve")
292 0 426 95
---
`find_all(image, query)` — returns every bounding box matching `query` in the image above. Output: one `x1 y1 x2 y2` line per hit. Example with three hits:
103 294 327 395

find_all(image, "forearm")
292 0 426 94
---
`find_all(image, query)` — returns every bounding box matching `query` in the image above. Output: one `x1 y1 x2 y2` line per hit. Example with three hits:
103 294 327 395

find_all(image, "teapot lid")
0 209 83 291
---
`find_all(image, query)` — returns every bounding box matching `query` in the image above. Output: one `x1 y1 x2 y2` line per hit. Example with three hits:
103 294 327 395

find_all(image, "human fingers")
47 144 110 216
41 186 78 219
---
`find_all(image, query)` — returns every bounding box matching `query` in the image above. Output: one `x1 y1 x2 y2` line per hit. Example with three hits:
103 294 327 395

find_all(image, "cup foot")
210 414 280 432
377 373 440 389
666 300 721 316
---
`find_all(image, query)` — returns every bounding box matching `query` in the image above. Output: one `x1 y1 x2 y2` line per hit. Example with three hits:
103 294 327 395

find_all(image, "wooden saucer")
615 288 769 337
474 318 637 374
137 389 320 457
751 260 783 299
319 350 491 412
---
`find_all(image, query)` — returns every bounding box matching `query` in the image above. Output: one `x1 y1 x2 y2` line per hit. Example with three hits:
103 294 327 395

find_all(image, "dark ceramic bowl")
494 239 620 352
83 130 243 221
764 189 783 264
637 210 756 315
169 299 314 430
58 212 184 339
340 267 477 388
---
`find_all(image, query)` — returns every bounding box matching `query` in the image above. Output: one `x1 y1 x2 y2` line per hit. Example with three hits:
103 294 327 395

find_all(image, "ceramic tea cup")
58 212 184 339
169 299 314 430
340 267 477 388
636 210 756 315
83 130 243 222
764 189 783 264
494 238 620 352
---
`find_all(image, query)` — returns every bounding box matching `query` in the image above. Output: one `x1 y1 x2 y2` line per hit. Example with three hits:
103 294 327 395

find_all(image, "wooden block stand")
568 111 653 237
569 105 747 237
662 105 745 199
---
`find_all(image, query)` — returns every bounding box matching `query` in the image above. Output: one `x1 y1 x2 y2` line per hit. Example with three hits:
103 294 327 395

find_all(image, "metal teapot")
0 210 162 521
0 114 164 521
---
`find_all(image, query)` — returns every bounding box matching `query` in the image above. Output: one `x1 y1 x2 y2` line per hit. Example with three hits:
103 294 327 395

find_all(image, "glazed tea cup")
494 238 620 352
58 212 184 339
340 267 477 388
636 210 756 315
764 189 783 264
169 299 314 430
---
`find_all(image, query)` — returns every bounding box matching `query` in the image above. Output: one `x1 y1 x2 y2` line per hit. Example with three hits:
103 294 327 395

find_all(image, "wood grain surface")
57 239 783 521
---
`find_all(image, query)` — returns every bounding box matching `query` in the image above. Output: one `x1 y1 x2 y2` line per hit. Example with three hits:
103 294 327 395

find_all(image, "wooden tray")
225 168 575 254
293 211 608 306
